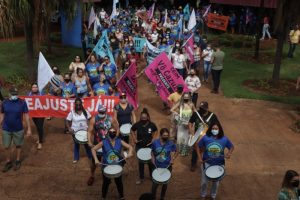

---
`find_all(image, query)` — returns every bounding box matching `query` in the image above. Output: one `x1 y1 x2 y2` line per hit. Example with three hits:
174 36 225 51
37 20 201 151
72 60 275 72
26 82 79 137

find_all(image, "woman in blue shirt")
151 128 178 200
85 54 101 87
197 122 234 200
92 126 133 200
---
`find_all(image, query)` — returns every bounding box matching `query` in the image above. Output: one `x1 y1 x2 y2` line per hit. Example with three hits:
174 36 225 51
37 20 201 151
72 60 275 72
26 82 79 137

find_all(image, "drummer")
131 108 158 185
196 122 234 200
87 105 114 186
151 128 178 200
92 126 133 200
113 92 136 143
189 101 220 172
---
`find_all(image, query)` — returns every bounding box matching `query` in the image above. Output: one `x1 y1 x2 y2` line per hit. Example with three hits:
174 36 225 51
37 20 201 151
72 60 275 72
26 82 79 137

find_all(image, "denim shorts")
2 130 24 148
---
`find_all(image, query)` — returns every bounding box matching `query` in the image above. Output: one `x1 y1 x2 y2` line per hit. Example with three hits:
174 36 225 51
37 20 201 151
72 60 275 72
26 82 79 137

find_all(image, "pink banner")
145 52 189 103
183 34 195 64
116 63 138 109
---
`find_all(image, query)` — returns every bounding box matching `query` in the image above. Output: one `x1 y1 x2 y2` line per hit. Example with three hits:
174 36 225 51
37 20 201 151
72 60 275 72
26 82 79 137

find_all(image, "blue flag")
177 17 183 39
93 30 116 65
183 4 190 22
134 37 146 52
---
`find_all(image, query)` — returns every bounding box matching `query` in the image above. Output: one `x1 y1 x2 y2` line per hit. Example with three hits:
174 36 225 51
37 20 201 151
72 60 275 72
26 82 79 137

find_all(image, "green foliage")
232 40 244 48
218 38 232 47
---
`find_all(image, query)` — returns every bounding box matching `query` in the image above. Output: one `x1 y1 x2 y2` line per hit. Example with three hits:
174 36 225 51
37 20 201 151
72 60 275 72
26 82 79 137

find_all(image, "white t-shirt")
66 110 91 132
202 49 214 62
151 33 159 43
100 11 106 19
185 75 201 93
172 54 186 69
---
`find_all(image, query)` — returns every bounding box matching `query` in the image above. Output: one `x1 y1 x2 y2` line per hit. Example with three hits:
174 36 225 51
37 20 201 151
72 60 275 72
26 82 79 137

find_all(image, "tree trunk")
24 19 35 82
254 0 264 59
33 0 42 55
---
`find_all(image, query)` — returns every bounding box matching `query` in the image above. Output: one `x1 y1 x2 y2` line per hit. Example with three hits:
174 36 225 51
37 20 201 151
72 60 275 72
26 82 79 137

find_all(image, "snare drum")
152 168 171 184
73 130 88 144
120 123 132 136
204 165 225 181
137 148 152 163
103 165 123 178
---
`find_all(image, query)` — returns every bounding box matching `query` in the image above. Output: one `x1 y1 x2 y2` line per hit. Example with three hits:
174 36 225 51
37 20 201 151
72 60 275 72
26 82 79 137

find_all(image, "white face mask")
120 99 127 104
10 95 18 100
98 114 106 118
211 129 219 136
176 44 180 47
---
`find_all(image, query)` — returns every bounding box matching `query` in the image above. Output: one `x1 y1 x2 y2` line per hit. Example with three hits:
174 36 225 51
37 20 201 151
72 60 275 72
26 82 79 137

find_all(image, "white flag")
37 52 54 92
188 9 196 31
88 6 96 29
110 0 118 21
93 16 100 38
163 9 168 27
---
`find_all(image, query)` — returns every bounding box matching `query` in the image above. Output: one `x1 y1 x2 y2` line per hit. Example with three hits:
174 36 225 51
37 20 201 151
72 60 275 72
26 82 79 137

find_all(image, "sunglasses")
108 130 117 134
120 96 126 99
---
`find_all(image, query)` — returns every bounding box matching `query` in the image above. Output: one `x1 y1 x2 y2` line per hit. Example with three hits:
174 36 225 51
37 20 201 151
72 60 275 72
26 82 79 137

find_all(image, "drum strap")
154 143 167 157
195 111 206 125
206 113 214 123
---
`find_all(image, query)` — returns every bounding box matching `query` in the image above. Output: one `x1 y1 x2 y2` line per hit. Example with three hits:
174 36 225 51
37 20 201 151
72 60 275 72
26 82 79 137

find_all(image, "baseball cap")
199 101 208 110
98 105 107 113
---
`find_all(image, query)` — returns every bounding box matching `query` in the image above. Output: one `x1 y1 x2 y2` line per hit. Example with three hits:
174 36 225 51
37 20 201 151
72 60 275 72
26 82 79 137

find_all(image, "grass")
221 43 300 104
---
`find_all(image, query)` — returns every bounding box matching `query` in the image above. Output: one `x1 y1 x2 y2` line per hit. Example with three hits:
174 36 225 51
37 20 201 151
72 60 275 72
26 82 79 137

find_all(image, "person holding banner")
86 54 101 87
0 86 32 172
28 83 45 150
131 108 158 185
74 68 93 98
151 128 178 200
92 126 134 200
171 92 195 156
114 92 136 143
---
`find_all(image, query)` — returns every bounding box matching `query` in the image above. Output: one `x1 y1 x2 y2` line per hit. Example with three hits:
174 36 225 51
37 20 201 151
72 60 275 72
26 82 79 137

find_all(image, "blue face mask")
211 130 219 136
10 95 18 100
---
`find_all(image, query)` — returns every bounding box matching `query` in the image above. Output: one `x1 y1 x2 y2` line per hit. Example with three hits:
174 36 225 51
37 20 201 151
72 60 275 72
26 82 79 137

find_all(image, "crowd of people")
1 2 299 200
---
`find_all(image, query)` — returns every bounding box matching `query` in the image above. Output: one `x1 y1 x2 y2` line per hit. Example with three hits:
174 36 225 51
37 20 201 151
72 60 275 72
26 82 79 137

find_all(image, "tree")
272 0 300 87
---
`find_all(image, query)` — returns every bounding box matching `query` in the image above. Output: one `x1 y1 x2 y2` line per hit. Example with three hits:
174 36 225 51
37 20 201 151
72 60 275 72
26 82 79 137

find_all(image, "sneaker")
37 143 42 150
135 179 144 185
73 160 78 164
2 162 13 173
14 160 22 171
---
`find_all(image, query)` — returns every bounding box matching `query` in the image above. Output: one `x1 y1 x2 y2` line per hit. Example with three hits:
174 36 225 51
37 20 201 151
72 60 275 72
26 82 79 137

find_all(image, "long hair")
160 128 170 136
179 92 193 106
206 122 224 139
74 98 87 118
281 170 299 189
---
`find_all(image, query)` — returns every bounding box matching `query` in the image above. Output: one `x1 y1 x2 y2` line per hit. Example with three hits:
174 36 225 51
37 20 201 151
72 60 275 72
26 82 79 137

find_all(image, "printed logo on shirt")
155 147 167 163
107 150 119 164
207 142 223 158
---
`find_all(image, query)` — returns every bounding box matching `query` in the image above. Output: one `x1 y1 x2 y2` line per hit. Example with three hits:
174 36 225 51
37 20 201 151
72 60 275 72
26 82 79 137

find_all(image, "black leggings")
152 166 172 200
32 118 45 143
102 174 124 198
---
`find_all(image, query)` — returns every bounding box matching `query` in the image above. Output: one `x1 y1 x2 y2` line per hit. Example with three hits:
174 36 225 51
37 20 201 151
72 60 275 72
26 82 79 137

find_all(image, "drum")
204 165 225 181
137 148 152 163
152 168 171 185
120 123 132 136
188 124 208 147
103 165 123 178
74 130 88 144
96 148 103 155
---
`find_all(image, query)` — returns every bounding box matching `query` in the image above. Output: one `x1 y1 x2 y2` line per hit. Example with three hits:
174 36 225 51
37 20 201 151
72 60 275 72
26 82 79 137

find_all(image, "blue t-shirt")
102 138 122 165
103 63 117 80
1 99 28 132
93 83 109 96
60 82 76 97
151 139 177 168
86 62 100 82
198 135 234 165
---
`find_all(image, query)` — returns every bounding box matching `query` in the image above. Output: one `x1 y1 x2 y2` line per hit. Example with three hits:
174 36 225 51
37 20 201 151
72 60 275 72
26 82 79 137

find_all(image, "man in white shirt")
185 69 201 106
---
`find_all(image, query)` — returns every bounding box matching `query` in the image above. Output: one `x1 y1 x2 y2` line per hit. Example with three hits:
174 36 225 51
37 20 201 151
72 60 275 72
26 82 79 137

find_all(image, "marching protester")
288 25 300 59
93 73 110 96
74 68 92 98
260 15 272 40
211 46 225 94
131 108 158 185
92 126 134 200
172 48 188 78
86 54 101 87
69 55 85 81
151 128 178 200
171 92 195 156
114 92 136 143
28 83 45 150
185 69 201 106
202 44 213 83
87 105 114 186
278 170 300 200
99 56 118 85
0 86 32 172
197 122 234 200
189 101 220 171
49 66 63 96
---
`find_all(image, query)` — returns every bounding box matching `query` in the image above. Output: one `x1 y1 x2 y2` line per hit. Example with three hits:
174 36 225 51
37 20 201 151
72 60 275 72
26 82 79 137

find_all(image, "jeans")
211 69 223 92
102 174 124 198
176 68 186 79
113 49 120 61
32 118 45 143
136 147 153 179
73 142 92 161
203 61 212 81
288 43 297 58
201 163 222 198
152 166 172 200
261 24 271 39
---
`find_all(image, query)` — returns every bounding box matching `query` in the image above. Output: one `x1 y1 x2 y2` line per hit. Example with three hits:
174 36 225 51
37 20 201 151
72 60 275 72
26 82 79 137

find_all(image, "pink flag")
183 34 195 64
145 52 189 103
116 63 138 109
147 3 155 19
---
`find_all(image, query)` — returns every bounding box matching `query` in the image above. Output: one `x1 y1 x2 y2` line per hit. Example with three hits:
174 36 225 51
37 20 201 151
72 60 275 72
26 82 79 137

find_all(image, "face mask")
199 107 207 115
211 129 219 136
176 44 180 47
183 99 189 103
129 43 133 46
292 180 300 187
10 95 18 100
162 137 168 142
194 45 197 49
64 79 70 83
98 113 106 118
109 131 117 139
141 119 148 124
